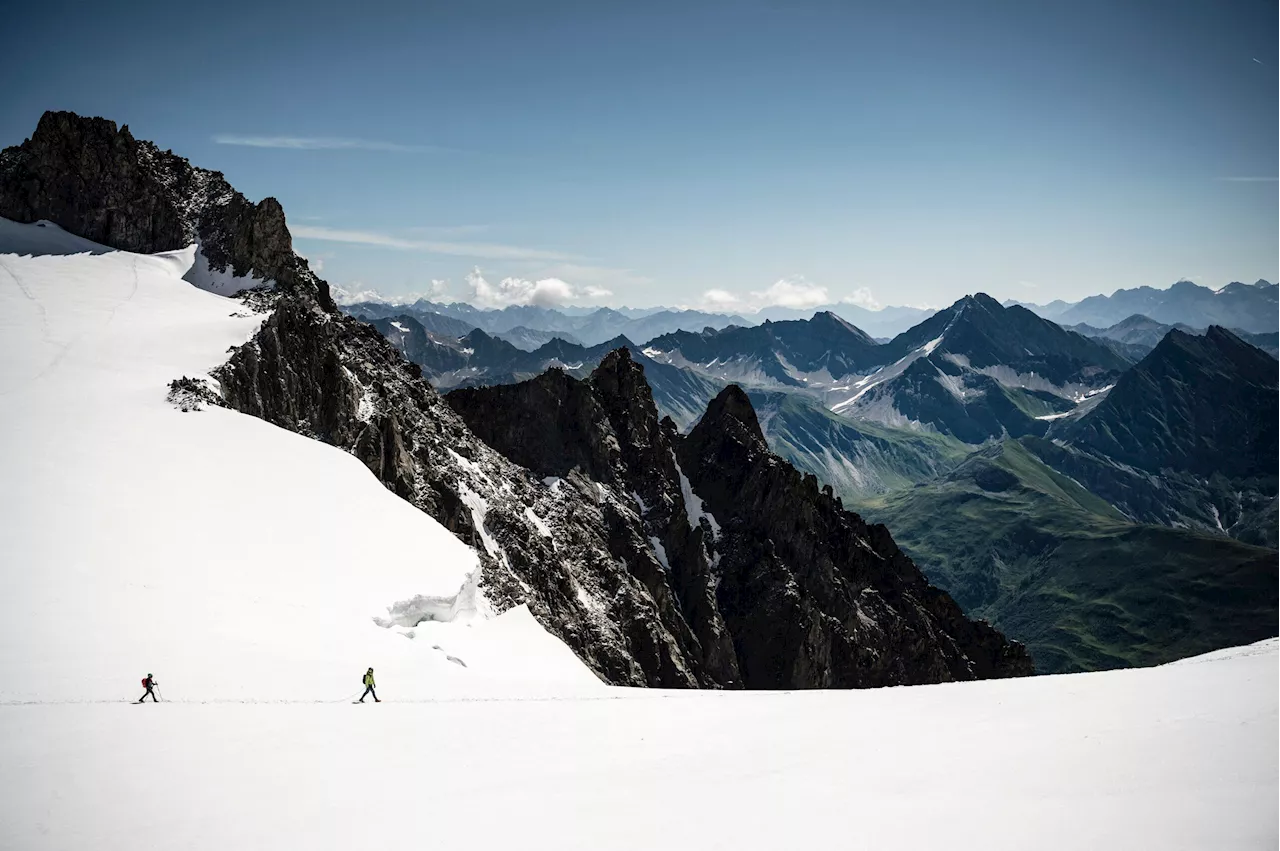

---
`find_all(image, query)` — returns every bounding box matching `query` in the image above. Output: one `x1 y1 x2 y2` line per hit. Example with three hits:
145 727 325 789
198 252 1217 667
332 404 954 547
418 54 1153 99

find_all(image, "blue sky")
3 0 1276 310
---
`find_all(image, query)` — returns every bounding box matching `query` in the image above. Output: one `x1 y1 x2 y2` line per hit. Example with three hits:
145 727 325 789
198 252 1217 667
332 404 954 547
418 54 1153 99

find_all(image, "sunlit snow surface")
0 218 600 704
0 219 1276 850
0 641 1274 850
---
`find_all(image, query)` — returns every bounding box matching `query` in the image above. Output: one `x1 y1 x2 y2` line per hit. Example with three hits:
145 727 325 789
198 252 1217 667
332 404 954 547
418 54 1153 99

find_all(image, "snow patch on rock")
185 243 275 297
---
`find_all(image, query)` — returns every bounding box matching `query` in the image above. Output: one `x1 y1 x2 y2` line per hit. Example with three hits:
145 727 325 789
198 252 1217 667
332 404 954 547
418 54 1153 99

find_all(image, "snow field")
0 640 1275 851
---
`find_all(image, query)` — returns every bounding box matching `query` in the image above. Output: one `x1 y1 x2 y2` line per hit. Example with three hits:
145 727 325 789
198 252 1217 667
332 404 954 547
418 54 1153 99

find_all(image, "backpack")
141 678 148 687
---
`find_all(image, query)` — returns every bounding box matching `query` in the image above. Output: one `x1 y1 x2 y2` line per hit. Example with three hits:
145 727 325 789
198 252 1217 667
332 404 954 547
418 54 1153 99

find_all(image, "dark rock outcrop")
449 350 741 684
216 299 720 687
677 385 1033 686
1036 326 1280 547
451 363 1034 687
0 110 332 308
1062 327 1278 480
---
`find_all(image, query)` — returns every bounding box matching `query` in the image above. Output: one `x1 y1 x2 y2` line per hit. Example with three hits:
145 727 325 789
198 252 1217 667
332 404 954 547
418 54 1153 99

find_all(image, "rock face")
643 311 885 383
1063 327 1277 480
0 110 1034 688
679 386 1032 685
0 110 333 308
215 304 725 687
450 359 1034 687
448 351 741 684
1037 326 1280 547
837 293 1130 443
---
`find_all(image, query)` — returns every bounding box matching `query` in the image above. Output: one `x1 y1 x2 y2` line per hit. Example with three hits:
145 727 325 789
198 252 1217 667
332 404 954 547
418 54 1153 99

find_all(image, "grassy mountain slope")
749 390 969 497
859 440 1278 675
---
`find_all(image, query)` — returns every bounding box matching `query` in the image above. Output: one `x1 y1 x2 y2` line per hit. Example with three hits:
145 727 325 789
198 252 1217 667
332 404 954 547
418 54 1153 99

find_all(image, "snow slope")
0 640 1274 850
0 218 602 703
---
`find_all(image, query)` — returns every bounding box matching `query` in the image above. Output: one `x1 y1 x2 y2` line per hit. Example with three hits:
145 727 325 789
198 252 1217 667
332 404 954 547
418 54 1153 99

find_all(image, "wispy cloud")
291 225 579 262
1220 176 1278 182
459 269 620 309
402 224 491 237
213 134 443 153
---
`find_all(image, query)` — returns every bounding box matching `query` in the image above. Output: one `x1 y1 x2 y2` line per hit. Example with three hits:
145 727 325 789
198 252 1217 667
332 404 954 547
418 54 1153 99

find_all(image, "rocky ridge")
0 110 334 309
450 359 1033 686
1 110 1033 687
1037 326 1280 547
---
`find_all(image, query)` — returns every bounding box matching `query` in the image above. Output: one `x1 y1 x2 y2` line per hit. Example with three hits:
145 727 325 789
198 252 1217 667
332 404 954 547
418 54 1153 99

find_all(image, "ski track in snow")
1 640 1276 851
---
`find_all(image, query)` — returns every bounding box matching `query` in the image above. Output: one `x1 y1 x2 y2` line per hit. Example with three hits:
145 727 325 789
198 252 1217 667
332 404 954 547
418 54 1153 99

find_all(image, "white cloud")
688 276 830 313
213 135 440 153
328 279 449 307
467 268 614 308
841 287 882 309
291 225 578 262
466 269 574 308
756 277 830 309
699 289 741 308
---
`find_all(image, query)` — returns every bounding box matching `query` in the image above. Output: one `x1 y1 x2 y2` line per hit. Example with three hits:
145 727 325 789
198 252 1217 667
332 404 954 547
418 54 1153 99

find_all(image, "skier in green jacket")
358 668 379 703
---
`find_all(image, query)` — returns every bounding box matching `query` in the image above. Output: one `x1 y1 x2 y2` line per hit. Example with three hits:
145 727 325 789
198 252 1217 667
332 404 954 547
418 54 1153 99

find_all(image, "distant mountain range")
1008 279 1278 334
343 297 939 345
369 315 724 428
347 299 750 349
754 302 937 339
863 323 1278 673
342 275 1278 358
359 283 1277 678
374 292 1138 450
830 294 1129 444
1063 314 1278 360
641 311 885 385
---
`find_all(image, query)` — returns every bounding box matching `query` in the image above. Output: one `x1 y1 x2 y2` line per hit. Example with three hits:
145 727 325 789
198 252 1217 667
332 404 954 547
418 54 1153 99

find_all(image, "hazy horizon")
330 273 1276 314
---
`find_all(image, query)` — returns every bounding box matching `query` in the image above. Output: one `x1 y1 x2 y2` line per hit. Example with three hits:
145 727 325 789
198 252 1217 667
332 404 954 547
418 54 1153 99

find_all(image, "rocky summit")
0 110 334 309
0 110 1033 688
